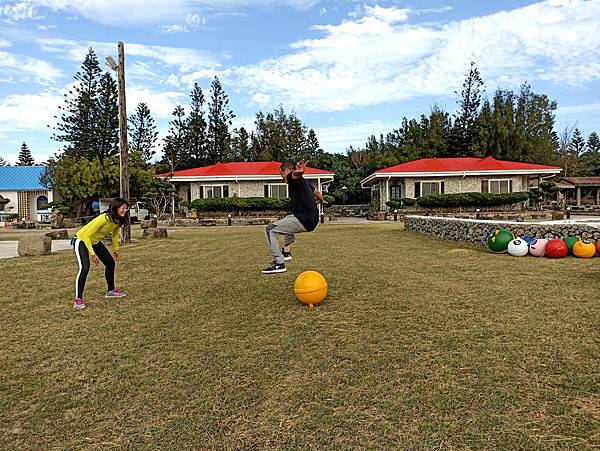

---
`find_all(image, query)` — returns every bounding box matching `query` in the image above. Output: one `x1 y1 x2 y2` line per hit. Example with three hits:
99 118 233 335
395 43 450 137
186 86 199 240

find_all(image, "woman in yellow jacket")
72 197 129 310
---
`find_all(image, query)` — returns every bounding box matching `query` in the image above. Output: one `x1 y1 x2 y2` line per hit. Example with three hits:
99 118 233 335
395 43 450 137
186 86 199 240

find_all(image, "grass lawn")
1 222 599 449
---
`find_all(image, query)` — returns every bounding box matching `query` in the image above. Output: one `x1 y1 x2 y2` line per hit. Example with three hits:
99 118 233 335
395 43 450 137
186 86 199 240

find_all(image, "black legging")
74 238 115 299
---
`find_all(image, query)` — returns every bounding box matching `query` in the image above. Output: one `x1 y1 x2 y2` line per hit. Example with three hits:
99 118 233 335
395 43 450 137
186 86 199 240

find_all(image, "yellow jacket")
75 213 120 256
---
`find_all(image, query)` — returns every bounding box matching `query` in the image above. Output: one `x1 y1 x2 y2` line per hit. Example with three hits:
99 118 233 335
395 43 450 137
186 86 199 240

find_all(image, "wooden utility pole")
117 41 131 243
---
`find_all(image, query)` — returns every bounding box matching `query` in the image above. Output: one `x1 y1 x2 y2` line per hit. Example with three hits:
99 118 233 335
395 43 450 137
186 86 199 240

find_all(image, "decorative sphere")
522 236 536 245
507 238 529 257
597 240 600 255
573 240 596 258
545 239 568 258
563 236 579 255
293 271 328 307
529 238 548 257
487 229 514 253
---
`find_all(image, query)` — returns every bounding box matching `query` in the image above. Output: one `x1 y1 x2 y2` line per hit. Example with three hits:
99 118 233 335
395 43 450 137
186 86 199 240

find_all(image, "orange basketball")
293 271 328 308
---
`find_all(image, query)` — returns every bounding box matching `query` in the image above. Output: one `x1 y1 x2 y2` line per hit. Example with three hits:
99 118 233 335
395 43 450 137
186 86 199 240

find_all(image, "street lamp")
341 185 347 206
106 42 130 243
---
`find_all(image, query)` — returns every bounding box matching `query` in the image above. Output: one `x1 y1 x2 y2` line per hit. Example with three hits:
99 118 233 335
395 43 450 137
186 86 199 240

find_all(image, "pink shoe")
105 288 127 298
73 298 86 310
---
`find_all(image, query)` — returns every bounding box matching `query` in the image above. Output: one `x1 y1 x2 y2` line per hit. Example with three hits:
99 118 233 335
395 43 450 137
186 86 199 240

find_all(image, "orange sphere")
573 240 596 258
293 271 328 307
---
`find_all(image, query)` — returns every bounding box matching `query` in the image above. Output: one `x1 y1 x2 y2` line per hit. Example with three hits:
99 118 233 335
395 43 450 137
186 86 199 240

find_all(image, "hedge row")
386 192 529 209
189 197 291 212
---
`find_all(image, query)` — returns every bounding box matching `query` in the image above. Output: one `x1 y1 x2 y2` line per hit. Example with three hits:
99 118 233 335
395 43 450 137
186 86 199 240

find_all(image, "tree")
162 105 189 173
50 155 120 216
186 83 208 166
579 131 600 175
230 127 251 161
129 102 158 165
95 72 120 160
448 61 484 156
0 157 7 166
305 129 324 161
52 47 103 157
142 178 177 219
17 142 35 165
207 76 235 163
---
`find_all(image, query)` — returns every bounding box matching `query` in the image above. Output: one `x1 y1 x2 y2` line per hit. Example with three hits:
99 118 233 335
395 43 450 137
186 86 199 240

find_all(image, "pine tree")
162 105 189 173
448 61 484 157
129 102 158 165
17 142 35 165
207 76 235 164
231 127 251 161
52 47 103 157
95 72 120 160
586 132 600 153
187 83 208 166
581 131 600 175
305 129 324 161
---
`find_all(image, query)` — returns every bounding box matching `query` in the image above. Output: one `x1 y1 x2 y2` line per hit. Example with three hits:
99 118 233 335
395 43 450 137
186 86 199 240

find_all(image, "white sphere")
507 238 529 257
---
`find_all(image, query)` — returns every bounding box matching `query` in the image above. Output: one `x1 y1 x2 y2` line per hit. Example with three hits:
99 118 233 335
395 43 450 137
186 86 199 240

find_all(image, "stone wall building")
161 161 335 214
360 156 562 211
0 166 54 221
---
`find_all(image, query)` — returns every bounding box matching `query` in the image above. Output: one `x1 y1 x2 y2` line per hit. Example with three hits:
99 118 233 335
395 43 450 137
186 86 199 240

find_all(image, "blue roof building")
0 166 54 221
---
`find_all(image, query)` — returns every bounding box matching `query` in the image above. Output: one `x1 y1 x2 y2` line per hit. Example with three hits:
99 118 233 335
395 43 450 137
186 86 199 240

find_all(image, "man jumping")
262 160 328 274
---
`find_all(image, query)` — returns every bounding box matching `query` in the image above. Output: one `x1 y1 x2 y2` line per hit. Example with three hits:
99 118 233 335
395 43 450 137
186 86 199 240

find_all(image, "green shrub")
415 192 529 208
0 214 18 221
386 197 417 209
323 194 335 204
189 197 291 212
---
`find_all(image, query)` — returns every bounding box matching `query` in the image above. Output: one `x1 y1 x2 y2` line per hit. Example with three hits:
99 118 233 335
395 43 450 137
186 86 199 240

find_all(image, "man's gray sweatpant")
265 214 308 264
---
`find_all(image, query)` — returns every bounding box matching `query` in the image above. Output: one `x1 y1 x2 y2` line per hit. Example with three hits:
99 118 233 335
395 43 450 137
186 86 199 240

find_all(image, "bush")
415 192 529 208
189 197 291 212
323 195 335 205
0 214 18 221
386 197 417 209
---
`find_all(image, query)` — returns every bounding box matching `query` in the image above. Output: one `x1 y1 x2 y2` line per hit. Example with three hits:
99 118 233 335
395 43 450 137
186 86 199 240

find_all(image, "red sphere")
597 240 600 255
545 239 568 258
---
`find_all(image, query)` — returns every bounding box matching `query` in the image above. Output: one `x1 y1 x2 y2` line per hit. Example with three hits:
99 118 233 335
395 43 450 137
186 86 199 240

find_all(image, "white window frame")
420 181 443 197
267 184 288 199
487 179 512 194
203 185 229 198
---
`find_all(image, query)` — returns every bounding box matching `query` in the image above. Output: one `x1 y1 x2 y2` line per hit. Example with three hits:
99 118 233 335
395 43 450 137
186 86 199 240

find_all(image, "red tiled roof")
159 161 334 177
375 156 562 173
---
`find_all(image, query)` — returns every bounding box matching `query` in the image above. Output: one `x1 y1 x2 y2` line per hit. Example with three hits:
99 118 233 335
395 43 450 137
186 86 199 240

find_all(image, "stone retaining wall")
404 215 600 247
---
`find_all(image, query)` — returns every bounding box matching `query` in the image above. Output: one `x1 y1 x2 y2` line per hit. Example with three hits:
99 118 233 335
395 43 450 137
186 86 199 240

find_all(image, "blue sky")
0 0 599 164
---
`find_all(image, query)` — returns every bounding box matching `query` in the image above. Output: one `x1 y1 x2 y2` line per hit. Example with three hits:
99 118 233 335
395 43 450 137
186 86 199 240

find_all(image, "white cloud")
557 101 600 115
231 0 600 113
0 1 40 23
0 49 62 84
314 119 400 153
25 0 318 26
0 89 62 133
35 38 221 77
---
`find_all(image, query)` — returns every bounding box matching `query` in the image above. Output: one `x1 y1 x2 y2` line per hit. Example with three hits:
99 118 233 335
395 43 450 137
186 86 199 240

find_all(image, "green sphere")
563 236 579 255
487 229 514 253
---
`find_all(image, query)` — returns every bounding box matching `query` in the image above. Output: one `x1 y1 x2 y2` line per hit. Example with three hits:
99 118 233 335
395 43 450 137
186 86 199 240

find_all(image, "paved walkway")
0 239 72 259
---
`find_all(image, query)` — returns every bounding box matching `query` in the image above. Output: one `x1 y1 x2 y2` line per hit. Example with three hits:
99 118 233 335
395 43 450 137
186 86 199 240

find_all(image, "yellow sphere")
293 271 328 307
573 239 596 258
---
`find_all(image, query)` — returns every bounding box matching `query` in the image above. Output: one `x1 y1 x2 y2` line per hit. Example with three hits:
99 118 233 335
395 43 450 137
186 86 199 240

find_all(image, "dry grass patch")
1 222 599 449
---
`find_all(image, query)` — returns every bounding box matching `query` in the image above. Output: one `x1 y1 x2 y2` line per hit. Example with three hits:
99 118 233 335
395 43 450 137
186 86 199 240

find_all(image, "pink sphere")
529 238 548 257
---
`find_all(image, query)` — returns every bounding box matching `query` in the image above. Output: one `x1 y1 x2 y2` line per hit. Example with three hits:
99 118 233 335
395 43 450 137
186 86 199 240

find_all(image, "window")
389 185 401 199
264 184 288 198
414 181 444 197
0 195 7 212
481 179 512 194
201 185 229 198
36 195 48 210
